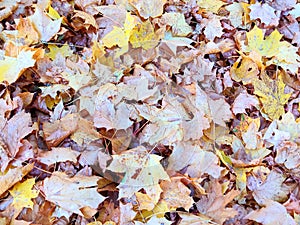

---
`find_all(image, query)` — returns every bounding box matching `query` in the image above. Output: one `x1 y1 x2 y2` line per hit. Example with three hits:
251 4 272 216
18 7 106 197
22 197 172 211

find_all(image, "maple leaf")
249 2 279 27
0 111 34 171
253 74 291 120
167 142 223 179
106 146 170 203
197 0 226 14
230 56 259 84
130 0 166 19
196 179 240 224
160 177 194 211
29 6 62 42
226 2 250 28
129 20 160 50
102 12 138 57
161 12 192 36
37 147 80 166
275 141 300 169
43 172 105 216
248 170 289 205
201 14 223 41
9 178 39 211
244 200 296 225
46 44 73 60
0 163 33 196
244 25 300 73
232 91 260 115
0 48 37 84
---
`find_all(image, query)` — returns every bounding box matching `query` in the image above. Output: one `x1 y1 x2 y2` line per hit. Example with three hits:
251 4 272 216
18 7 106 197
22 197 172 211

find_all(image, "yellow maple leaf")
197 0 226 13
253 73 291 120
46 44 73 60
161 12 192 36
230 55 259 84
0 49 37 83
102 12 138 57
9 178 39 211
245 25 300 74
129 20 160 50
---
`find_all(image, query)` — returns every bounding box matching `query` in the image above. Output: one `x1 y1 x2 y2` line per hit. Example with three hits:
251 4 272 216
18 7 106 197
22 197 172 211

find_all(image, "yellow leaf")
245 26 300 74
9 178 39 211
197 0 226 13
47 5 61 20
161 12 192 36
230 55 259 84
134 200 169 221
0 49 36 84
102 12 138 57
129 20 160 50
253 73 291 120
46 44 73 60
245 25 282 57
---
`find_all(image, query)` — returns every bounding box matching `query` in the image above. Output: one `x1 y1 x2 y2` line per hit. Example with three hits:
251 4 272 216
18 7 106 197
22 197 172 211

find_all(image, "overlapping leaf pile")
0 0 300 224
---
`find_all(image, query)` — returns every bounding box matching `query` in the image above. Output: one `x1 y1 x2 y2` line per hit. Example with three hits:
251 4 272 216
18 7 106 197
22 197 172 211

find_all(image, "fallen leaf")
253 73 291 120
230 56 259 84
43 172 105 216
161 12 192 36
249 2 279 27
129 19 160 50
167 142 223 179
106 146 170 203
0 48 37 84
160 177 194 210
244 200 296 225
232 91 260 114
9 178 39 211
197 0 226 14
196 179 240 224
38 147 80 166
29 6 62 42
249 170 289 205
130 0 166 19
0 164 33 196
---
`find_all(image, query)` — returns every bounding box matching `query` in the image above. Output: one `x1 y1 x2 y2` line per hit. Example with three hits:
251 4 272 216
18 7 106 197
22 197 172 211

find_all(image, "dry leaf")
43 172 105 216
0 163 33 196
9 178 39 211
253 74 291 120
196 179 240 224
106 146 170 203
244 200 296 225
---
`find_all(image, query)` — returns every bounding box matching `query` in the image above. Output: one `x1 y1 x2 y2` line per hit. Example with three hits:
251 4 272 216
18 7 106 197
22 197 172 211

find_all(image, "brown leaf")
196 179 240 224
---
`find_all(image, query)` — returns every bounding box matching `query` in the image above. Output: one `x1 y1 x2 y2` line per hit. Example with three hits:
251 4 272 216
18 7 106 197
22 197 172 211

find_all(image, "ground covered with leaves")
0 0 300 224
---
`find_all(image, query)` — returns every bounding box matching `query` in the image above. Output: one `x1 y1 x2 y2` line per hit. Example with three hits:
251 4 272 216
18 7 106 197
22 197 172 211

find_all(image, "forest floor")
0 0 300 224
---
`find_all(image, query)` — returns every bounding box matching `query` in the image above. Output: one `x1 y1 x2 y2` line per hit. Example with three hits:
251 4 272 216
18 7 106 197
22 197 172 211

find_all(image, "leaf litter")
0 0 300 224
